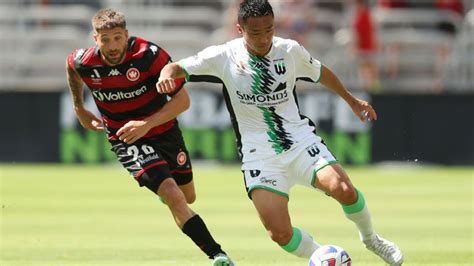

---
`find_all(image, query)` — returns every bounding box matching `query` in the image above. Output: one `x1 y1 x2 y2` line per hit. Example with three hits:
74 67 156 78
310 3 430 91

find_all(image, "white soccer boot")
363 234 404 265
212 253 236 266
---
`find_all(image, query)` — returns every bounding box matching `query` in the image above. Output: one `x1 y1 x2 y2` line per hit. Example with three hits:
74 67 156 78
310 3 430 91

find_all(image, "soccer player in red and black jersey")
65 8 235 266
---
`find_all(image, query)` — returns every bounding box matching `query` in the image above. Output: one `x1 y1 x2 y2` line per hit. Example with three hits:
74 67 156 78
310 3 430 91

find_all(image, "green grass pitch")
1 164 472 265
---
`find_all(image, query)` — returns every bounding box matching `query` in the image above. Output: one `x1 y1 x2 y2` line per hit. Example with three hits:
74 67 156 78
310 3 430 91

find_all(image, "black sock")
181 215 224 259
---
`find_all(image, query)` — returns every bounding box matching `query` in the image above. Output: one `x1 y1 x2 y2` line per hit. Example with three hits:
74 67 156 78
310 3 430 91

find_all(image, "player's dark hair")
238 0 274 25
92 8 126 33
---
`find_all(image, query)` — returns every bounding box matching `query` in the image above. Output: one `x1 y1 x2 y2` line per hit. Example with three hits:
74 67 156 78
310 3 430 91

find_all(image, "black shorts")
109 125 193 193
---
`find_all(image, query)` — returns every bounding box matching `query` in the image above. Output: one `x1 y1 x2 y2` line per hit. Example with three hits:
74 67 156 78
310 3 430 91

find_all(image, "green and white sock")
280 227 320 258
342 189 376 241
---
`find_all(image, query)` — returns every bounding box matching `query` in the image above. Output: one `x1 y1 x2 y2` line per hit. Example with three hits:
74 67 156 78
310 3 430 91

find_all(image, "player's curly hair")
92 8 126 33
238 0 274 25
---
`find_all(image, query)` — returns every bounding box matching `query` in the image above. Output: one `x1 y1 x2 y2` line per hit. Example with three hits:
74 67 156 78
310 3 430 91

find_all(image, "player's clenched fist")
156 77 176 94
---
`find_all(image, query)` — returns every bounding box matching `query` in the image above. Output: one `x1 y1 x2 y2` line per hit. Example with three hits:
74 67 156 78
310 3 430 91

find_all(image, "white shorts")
242 139 337 199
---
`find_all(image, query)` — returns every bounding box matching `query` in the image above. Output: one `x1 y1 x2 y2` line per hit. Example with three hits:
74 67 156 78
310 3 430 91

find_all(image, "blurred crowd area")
0 0 473 94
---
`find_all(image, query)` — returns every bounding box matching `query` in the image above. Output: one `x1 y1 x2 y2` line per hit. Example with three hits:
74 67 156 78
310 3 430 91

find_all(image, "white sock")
345 204 376 241
280 227 320 258
342 190 376 241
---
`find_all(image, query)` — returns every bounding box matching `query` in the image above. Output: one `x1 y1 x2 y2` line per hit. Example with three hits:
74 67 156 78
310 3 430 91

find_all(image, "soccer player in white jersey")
157 0 404 265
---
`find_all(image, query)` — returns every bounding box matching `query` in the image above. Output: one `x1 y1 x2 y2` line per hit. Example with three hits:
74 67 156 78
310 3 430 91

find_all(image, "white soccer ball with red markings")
309 245 352 266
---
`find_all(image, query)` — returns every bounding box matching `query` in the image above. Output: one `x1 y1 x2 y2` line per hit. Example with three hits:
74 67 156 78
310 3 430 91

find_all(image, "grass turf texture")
1 164 472 265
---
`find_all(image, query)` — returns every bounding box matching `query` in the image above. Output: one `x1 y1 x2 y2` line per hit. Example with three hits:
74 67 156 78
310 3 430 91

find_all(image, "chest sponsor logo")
236 82 289 106
126 67 140 81
92 85 148 102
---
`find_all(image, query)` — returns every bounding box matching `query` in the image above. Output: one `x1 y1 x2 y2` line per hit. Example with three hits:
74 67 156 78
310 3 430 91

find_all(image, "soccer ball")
309 245 352 266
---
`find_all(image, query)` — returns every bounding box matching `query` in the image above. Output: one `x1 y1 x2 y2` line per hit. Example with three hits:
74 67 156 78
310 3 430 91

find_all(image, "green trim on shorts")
310 160 339 187
177 62 190 81
248 185 289 199
159 197 166 205
280 227 302 252
342 189 365 214
315 65 323 83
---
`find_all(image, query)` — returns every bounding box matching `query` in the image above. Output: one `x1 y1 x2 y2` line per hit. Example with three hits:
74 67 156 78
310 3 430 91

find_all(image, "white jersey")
179 37 323 162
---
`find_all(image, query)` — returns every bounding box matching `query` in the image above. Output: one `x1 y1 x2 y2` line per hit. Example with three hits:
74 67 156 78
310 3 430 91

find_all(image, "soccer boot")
363 234 404 265
212 253 235 266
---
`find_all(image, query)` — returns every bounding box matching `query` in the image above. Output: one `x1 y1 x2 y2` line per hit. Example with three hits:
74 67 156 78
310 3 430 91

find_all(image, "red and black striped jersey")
67 36 185 139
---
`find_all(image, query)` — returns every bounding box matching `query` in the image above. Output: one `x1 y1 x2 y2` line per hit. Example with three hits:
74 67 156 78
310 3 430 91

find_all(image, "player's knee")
332 182 357 205
185 192 196 204
269 228 293 245
158 179 187 209
164 191 187 210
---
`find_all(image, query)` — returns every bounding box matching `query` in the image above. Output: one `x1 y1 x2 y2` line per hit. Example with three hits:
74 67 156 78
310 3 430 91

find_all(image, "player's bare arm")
156 62 186 94
319 65 377 122
117 88 190 144
65 60 104 131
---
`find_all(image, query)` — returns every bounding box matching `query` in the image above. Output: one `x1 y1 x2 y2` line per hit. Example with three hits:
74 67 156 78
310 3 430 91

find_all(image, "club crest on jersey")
126 67 140 81
273 59 286 75
177 151 187 166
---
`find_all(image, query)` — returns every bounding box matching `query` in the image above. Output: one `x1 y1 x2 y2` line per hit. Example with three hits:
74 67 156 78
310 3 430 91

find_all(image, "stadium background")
1 0 473 165
0 0 474 165
0 1 473 266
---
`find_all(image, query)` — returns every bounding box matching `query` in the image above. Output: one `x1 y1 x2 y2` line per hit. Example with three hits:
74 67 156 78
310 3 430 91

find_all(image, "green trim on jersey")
259 106 285 153
247 53 276 93
250 70 263 95
280 227 302 252
178 62 190 81
248 185 289 199
342 189 366 214
248 54 293 154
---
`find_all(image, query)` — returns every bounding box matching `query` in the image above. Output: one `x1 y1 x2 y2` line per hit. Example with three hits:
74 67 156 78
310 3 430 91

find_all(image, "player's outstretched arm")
117 88 190 144
156 62 186 94
65 60 104 131
319 65 377 122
